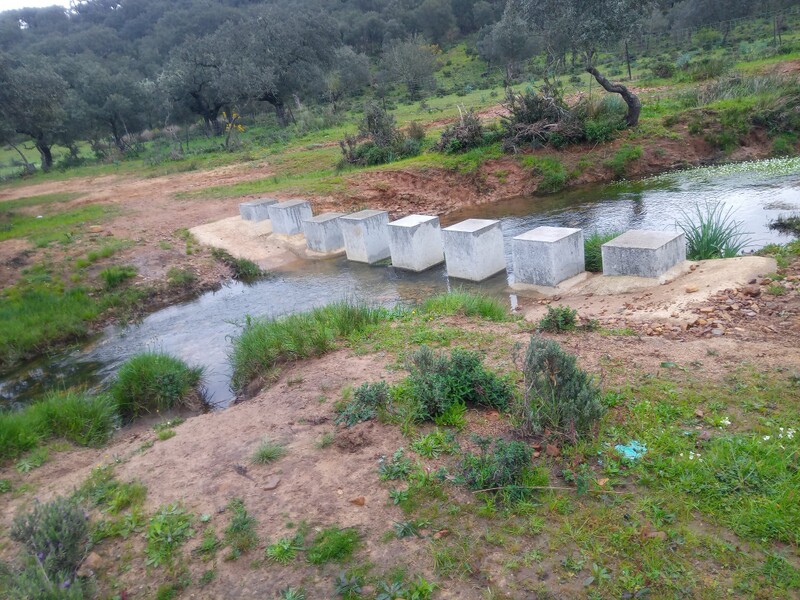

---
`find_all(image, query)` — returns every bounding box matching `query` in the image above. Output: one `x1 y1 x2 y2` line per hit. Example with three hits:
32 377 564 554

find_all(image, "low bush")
435 109 485 153
145 504 194 567
538 305 577 332
229 302 388 391
584 231 620 272
604 144 642 179
460 436 534 493
339 102 421 168
650 61 675 79
335 381 391 427
111 352 205 420
518 336 604 443
501 86 584 151
251 437 287 464
0 391 116 460
678 201 751 259
404 346 513 422
224 498 258 558
11 497 88 582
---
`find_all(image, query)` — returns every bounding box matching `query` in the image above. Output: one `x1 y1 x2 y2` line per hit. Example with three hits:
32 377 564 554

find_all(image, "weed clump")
251 437 286 464
519 336 604 443
210 247 266 283
0 391 116 460
224 498 258 559
145 504 194 567
405 346 513 422
111 352 205 420
435 109 486 153
339 102 421 168
678 201 751 259
335 381 391 427
306 526 360 564
98 265 137 290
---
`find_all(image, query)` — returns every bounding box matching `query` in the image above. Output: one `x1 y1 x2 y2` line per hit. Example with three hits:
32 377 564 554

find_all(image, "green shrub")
518 336 604 443
411 428 457 458
678 201 751 260
650 61 675 78
166 267 196 287
460 436 533 492
771 133 798 157
420 291 508 321
111 352 205 420
405 346 513 421
0 391 116 460
335 381 391 427
306 527 360 564
99 265 137 290
583 231 620 272
75 466 147 513
530 157 568 193
538 305 577 332
584 116 623 144
11 497 88 581
229 302 388 391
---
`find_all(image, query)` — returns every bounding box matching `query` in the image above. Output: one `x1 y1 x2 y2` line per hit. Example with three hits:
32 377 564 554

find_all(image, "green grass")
99 265 137 290
306 526 360 565
525 156 568 193
0 204 114 247
210 248 266 283
145 504 194 567
604 144 642 179
251 437 287 464
229 301 390 391
110 352 205 420
420 291 509 322
0 192 83 211
583 231 620 272
75 238 131 268
0 391 116 461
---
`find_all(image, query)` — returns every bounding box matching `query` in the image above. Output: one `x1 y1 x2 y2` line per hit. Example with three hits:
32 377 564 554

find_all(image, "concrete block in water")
602 230 686 277
303 212 346 253
388 214 444 272
442 218 506 282
340 210 390 263
512 226 585 286
239 198 277 221
267 199 313 235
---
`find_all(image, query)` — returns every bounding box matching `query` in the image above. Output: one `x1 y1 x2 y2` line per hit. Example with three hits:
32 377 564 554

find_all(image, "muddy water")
2 157 799 408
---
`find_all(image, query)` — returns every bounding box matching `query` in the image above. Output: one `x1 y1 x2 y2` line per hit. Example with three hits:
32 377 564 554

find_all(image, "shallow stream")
2 157 799 408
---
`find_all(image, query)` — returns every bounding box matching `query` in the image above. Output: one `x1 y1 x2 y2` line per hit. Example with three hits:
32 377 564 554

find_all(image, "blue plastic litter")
615 440 647 460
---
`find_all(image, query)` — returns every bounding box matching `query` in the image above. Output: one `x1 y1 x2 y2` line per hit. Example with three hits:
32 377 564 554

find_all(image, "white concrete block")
602 230 686 277
239 198 277 221
267 199 313 235
512 226 585 286
442 218 506 282
340 210 390 263
388 214 444 272
303 212 346 253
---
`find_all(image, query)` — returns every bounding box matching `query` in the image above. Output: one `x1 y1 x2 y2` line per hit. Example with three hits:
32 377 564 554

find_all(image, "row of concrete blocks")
240 198 686 283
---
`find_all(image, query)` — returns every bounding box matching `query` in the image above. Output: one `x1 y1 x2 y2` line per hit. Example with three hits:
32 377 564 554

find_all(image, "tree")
414 0 456 44
324 47 372 112
519 0 653 126
382 35 440 100
477 9 538 84
1 57 69 171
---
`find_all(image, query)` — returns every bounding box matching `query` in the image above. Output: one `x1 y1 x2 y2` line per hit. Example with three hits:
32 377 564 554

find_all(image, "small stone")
532 451 541 458
698 430 712 441
695 318 708 326
433 529 450 540
742 285 761 297
77 552 103 577
711 328 725 336
685 286 699 293
695 409 704 418
644 530 668 541
596 478 609 487
263 475 281 491
87 225 103 233
699 307 714 314
349 496 366 506
545 444 560 457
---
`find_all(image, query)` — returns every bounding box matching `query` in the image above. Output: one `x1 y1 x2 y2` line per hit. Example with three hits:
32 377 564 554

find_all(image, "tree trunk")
35 138 53 172
586 66 641 127
9 142 35 174
624 41 632 81
261 92 290 126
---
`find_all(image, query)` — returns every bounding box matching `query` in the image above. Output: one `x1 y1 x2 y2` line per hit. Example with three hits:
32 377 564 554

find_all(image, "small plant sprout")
266 536 300 564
